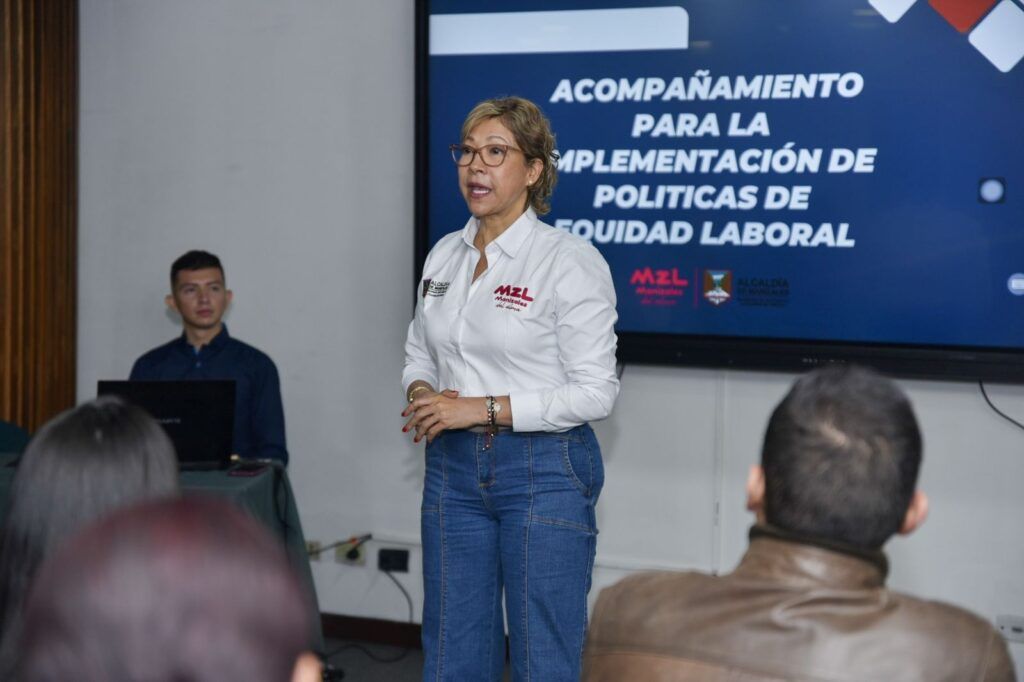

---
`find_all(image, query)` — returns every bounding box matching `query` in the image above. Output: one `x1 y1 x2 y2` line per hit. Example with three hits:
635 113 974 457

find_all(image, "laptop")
97 380 236 469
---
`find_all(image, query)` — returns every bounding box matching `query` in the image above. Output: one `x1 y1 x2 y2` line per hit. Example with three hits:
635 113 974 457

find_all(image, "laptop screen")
97 380 235 467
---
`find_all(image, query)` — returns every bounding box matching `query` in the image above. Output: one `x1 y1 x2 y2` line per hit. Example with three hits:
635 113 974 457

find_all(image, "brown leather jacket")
584 526 1015 682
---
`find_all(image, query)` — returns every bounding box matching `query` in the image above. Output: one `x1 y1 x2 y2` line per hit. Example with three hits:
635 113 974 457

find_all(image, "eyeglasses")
449 143 523 167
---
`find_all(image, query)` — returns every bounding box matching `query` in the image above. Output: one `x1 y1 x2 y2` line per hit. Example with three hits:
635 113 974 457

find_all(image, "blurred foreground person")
17 496 321 682
0 396 179 677
584 365 1015 682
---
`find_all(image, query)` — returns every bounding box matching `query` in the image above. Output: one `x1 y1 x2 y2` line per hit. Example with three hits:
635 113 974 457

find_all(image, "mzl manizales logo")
493 284 536 312
630 266 689 306
703 270 732 305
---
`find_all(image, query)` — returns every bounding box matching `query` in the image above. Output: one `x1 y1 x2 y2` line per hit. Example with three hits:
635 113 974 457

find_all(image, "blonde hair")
460 96 558 215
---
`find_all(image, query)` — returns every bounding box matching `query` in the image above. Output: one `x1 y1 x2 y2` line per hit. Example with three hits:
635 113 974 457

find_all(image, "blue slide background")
427 0 1023 350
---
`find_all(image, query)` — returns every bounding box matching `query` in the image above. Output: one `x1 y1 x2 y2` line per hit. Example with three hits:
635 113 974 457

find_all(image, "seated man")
130 250 288 463
584 365 1015 681
16 496 320 682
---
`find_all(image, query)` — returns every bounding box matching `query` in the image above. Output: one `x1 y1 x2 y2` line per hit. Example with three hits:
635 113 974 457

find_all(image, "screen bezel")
413 0 1024 384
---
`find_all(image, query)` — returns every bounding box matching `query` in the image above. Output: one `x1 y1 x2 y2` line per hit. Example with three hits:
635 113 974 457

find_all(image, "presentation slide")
424 0 1024 359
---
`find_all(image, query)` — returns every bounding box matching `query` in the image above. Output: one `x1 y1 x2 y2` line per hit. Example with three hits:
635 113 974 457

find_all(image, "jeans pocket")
562 428 602 499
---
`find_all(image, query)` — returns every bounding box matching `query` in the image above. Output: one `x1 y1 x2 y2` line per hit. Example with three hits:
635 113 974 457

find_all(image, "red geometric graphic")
929 0 998 33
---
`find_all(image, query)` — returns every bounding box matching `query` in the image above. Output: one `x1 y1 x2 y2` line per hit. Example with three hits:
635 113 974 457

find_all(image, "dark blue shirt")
129 326 288 464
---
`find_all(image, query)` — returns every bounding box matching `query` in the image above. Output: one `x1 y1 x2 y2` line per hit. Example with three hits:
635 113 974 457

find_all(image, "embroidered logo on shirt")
422 279 450 298
494 284 535 311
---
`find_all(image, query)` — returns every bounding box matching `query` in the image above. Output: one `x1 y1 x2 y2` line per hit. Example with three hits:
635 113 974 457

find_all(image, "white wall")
79 0 1024 671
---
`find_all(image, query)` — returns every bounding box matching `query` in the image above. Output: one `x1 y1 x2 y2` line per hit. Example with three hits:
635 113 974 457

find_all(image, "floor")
322 639 423 681
322 639 512 681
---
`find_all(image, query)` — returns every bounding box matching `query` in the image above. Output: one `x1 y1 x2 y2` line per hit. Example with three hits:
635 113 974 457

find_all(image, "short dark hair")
761 365 922 549
17 497 313 682
170 250 224 287
0 397 179 677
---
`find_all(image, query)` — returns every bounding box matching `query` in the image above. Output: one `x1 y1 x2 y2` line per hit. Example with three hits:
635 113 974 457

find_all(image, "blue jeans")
421 425 604 682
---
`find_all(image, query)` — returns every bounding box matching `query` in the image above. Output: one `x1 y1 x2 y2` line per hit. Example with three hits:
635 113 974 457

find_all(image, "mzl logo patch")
494 284 535 311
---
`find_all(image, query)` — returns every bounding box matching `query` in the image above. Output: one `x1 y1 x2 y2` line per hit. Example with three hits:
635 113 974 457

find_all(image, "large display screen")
416 0 1024 381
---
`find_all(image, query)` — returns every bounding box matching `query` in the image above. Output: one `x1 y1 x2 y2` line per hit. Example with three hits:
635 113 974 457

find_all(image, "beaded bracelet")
484 396 497 450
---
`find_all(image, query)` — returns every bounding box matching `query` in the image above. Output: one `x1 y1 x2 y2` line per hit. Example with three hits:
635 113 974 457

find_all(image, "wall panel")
0 0 77 432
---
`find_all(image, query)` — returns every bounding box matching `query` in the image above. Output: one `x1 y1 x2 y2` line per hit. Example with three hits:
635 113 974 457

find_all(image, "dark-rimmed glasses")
449 143 523 167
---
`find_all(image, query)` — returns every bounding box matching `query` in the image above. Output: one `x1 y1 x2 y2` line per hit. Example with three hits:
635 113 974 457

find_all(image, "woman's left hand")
402 390 484 443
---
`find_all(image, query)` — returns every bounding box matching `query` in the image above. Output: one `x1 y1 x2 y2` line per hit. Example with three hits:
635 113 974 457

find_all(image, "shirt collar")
747 523 889 581
175 324 231 355
459 207 537 258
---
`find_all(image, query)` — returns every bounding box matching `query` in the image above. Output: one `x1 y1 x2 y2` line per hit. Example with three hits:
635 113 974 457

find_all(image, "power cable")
324 569 415 665
979 382 1024 432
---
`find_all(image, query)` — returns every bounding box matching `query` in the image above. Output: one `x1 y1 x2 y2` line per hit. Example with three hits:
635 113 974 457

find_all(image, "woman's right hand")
402 389 470 443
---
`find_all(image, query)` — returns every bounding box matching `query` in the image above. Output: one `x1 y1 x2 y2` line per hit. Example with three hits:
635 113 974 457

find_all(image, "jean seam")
580 427 596 498
423 439 441 514
476 432 495 490
522 435 533 682
530 514 596 535
484 556 496 678
588 428 605 501
436 440 448 681
482 434 499 677
577 532 597 667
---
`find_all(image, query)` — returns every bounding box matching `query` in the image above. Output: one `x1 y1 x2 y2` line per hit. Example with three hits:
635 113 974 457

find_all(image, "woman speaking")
402 96 619 681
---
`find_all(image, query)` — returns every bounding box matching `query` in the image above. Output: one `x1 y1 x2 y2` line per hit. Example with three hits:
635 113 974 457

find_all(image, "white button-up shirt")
403 209 619 432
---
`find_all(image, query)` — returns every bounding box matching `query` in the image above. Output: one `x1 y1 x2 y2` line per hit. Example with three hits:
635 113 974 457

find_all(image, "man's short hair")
17 497 313 682
761 365 922 549
170 250 224 286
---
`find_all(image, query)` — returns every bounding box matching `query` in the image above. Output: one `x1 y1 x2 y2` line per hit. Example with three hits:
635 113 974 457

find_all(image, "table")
0 454 323 653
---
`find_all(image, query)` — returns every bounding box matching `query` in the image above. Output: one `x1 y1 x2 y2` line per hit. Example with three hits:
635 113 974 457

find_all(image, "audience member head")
17 497 321 682
0 396 179 675
169 249 225 288
747 365 928 549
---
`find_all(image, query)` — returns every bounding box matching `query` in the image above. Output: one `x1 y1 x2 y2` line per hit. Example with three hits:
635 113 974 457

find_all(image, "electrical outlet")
334 539 366 566
997 615 1024 643
306 540 322 561
379 548 410 573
